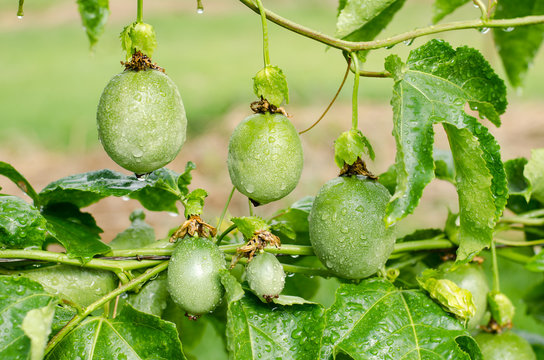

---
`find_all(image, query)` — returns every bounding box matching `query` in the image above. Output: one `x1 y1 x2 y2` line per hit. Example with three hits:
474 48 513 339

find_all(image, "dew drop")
17 15 23 19
132 148 143 158
503 27 515 32
479 27 490 34
169 212 179 217
403 38 414 46
122 196 130 202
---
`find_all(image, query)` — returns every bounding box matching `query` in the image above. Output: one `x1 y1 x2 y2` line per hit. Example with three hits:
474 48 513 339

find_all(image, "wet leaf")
45 303 185 359
0 276 57 359
271 196 313 244
525 282 544 324
505 157 532 201
434 148 456 184
39 165 195 213
230 216 270 240
527 251 544 272
0 195 47 249
253 65 289 107
385 39 507 260
432 0 470 23
318 278 482 359
334 129 375 168
125 273 169 317
0 161 39 206
525 148 544 204
109 209 155 250
42 203 110 262
184 189 208 218
77 0 110 48
493 0 544 87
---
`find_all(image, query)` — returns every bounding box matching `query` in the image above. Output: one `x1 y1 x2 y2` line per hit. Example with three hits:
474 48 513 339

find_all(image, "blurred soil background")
1 0 543 242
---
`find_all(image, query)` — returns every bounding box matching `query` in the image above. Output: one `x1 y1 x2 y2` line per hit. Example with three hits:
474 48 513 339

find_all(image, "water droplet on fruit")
245 183 255 193
132 148 143 158
268 136 276 143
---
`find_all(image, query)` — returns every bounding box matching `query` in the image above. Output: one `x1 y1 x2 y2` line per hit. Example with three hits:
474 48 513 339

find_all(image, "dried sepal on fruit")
230 229 281 268
169 215 217 243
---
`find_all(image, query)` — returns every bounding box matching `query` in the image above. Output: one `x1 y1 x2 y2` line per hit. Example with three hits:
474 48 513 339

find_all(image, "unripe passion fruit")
227 113 303 205
97 69 187 174
309 175 395 279
246 252 285 301
440 262 489 329
167 238 226 317
475 332 536 360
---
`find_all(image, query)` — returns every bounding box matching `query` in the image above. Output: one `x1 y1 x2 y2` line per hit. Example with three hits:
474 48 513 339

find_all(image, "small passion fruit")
227 112 303 205
246 252 285 301
475 332 536 360
167 238 226 318
309 175 395 279
97 69 187 174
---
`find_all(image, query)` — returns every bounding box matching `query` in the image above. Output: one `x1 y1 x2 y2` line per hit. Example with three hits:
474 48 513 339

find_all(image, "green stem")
109 248 173 257
238 0 544 51
254 0 270 67
137 0 143 22
490 240 500 292
473 0 488 19
44 261 169 355
219 243 315 255
499 216 544 226
517 208 544 218
351 53 360 131
392 239 454 253
0 249 161 272
216 224 238 246
225 254 332 277
497 248 532 264
17 0 24 17
358 70 392 78
495 238 544 247
216 186 236 231
248 199 254 217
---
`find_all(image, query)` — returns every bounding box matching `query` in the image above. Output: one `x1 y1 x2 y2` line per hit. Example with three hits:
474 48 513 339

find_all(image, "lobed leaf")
39 165 195 213
385 39 507 260
253 65 289 107
77 0 110 48
0 195 48 249
0 277 57 359
493 0 544 87
0 161 39 206
42 203 110 262
45 303 186 359
318 278 482 359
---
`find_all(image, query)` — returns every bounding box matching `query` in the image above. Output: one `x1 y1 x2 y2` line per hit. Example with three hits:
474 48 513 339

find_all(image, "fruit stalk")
254 0 271 67
351 53 360 131
137 0 144 22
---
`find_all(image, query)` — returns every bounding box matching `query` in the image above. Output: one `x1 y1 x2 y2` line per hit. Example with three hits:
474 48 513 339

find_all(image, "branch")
238 0 544 51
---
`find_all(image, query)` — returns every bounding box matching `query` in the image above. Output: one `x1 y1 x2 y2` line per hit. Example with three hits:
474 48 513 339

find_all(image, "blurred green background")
1 0 543 151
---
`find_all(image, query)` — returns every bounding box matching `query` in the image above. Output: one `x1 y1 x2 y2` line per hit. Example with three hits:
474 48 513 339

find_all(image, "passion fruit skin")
97 69 187 174
309 175 395 279
440 262 490 329
167 238 226 316
227 113 303 205
475 332 536 360
246 252 286 300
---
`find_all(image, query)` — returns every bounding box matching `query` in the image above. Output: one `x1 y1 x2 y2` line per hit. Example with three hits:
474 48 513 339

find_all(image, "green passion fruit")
97 69 187 174
440 262 490 329
167 237 226 317
246 252 285 301
309 175 395 279
475 332 536 360
227 112 303 205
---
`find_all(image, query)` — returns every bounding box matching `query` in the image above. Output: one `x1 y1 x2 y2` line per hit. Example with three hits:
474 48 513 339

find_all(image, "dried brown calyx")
169 215 217 242
339 157 377 179
229 229 281 268
121 50 165 72
480 319 512 334
185 313 200 321
250 98 288 116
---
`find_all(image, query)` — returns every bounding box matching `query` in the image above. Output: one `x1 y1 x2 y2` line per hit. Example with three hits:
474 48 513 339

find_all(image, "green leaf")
493 0 544 87
527 251 544 272
432 0 470 23
177 161 197 197
334 129 375 168
17 265 117 308
487 291 515 326
39 166 194 213
42 203 110 262
385 39 507 260
525 148 544 204
0 276 57 359
230 216 270 240
226 293 325 359
46 303 186 359
184 189 208 218
337 0 406 62
378 164 397 195
0 161 39 206
220 270 244 304
434 148 456 184
444 125 498 260
0 195 47 249
77 0 110 48
22 303 56 360
51 304 78 335
253 65 289 107
505 157 532 201
120 21 158 60
271 295 316 306
271 196 313 244
109 209 156 250
319 278 482 359
126 273 169 317
525 282 544 324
